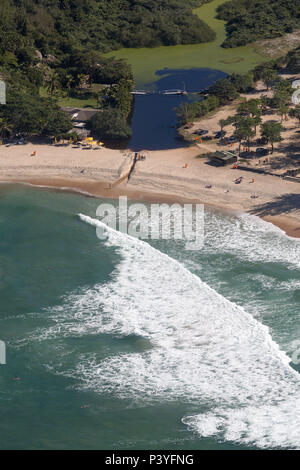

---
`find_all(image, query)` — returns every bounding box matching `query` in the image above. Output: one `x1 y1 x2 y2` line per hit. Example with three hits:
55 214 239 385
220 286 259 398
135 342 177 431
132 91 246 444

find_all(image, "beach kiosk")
212 150 238 166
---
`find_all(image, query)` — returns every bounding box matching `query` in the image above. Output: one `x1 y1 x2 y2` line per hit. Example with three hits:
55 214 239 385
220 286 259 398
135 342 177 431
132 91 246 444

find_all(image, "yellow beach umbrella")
98 141 104 146
86 137 93 141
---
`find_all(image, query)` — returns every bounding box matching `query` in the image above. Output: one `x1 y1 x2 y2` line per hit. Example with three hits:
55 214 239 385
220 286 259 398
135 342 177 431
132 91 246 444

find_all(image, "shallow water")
0 186 299 449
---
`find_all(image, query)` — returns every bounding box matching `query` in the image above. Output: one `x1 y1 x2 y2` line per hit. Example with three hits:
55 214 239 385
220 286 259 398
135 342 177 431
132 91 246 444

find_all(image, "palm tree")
46 70 61 100
0 118 13 138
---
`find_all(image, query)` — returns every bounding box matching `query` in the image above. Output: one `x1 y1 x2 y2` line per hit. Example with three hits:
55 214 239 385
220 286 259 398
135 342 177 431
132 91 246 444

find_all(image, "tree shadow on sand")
249 193 300 217
269 140 300 171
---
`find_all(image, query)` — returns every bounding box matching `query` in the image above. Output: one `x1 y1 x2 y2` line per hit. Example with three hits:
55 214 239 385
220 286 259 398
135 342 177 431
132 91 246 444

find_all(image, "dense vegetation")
176 71 253 125
0 0 216 140
286 46 300 72
0 0 215 61
177 65 292 156
87 108 132 141
0 90 73 137
217 0 300 48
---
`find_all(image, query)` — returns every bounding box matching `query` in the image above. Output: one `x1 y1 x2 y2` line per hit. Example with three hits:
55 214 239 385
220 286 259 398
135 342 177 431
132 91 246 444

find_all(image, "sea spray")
71 214 300 449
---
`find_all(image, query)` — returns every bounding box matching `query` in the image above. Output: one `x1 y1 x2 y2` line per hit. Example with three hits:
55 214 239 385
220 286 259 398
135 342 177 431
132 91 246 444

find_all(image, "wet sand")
0 143 299 238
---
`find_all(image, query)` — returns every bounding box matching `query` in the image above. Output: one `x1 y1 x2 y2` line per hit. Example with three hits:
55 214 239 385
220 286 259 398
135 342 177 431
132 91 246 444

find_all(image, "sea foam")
67 214 300 449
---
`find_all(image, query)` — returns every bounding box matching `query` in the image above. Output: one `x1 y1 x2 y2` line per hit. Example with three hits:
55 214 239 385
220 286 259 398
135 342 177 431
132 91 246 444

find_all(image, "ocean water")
0 184 300 450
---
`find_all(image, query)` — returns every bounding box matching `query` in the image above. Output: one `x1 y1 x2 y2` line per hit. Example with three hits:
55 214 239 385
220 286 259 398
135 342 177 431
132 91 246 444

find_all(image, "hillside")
217 0 300 48
0 0 217 140
0 0 215 65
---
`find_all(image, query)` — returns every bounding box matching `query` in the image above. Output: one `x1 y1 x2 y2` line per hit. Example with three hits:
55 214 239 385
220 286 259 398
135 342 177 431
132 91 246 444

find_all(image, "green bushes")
207 78 239 104
0 90 72 137
0 0 215 62
176 95 220 125
87 108 132 141
0 1 217 139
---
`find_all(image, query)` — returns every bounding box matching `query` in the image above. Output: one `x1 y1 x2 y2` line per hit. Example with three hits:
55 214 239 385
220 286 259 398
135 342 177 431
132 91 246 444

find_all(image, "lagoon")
107 0 268 88
106 0 270 150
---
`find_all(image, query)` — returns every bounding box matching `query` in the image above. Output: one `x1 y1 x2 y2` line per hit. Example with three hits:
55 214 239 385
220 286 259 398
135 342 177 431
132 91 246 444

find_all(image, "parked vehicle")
214 130 226 139
256 147 269 156
195 129 209 135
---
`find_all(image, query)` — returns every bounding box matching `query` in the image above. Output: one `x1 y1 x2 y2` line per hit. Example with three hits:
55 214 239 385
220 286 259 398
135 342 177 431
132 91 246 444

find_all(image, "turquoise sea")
0 184 300 450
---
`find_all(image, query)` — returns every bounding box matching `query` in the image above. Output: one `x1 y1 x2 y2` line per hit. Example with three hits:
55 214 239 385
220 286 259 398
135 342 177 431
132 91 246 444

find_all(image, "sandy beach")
0 142 299 238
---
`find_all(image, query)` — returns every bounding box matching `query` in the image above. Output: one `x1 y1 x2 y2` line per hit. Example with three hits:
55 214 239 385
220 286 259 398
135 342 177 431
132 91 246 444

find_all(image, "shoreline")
1 174 299 239
0 143 299 239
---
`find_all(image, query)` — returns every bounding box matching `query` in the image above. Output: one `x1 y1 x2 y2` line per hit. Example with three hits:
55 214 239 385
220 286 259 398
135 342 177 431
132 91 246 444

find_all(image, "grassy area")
57 95 97 108
106 0 270 88
39 87 98 109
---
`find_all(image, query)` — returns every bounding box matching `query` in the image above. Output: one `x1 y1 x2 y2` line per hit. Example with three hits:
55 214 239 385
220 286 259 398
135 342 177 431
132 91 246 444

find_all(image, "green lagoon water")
107 0 269 88
108 0 271 150
0 185 300 450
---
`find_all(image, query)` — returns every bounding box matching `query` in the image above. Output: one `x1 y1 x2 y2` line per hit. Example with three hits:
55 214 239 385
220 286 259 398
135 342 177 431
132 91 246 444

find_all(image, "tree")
208 79 239 104
175 95 220 126
234 117 256 155
176 103 194 125
46 70 61 100
0 91 72 137
87 108 132 140
260 94 269 114
230 72 253 92
218 119 227 131
0 117 13 137
107 78 133 117
237 99 262 119
261 68 277 91
261 121 282 153
278 103 289 122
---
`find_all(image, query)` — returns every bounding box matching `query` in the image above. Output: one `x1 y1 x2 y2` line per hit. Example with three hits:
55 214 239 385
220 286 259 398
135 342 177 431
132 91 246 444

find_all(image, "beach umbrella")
98 141 104 146
86 137 93 141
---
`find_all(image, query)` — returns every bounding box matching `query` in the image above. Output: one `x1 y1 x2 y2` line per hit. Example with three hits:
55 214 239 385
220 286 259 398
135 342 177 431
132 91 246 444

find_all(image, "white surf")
63 213 300 450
